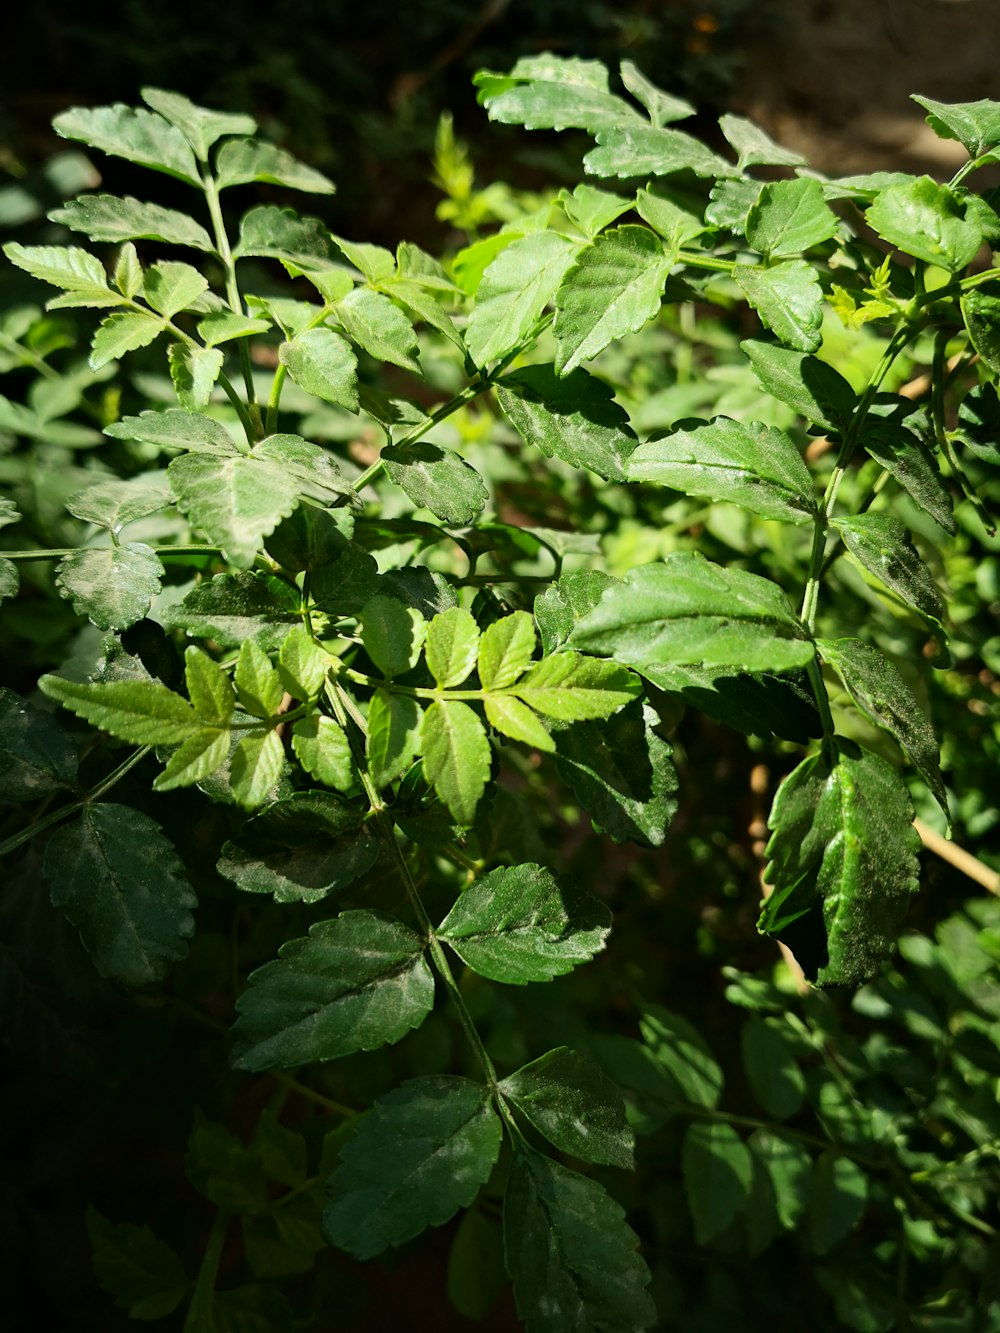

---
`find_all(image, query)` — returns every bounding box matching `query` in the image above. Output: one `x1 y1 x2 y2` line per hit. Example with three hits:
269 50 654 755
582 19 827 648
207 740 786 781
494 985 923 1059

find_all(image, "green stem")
265 303 333 435
676 251 737 275
183 1207 230 1332
201 170 261 438
270 1069 357 1118
2 544 224 562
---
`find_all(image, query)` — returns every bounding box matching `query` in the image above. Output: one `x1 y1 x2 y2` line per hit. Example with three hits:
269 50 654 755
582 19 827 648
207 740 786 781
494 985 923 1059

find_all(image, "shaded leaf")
834 512 945 629
640 662 821 744
860 418 955 533
961 289 1000 376
50 194 214 251
87 1208 190 1320
168 342 223 410
955 381 1000 466
336 286 419 371
291 715 353 791
534 570 619 654
639 1005 724 1108
807 1151 868 1254
164 571 299 649
361 594 426 678
747 1130 812 1230
743 339 857 431
512 651 639 719
741 1016 806 1120
0 687 78 800
56 542 164 631
682 1121 753 1243
140 87 256 159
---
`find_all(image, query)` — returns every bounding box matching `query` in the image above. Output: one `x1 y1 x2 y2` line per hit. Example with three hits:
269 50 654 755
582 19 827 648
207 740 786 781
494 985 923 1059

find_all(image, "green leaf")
361 594 426 678
912 93 1000 159
833 512 945 628
557 183 632 238
143 260 209 317
734 260 824 353
231 729 286 810
278 328 358 410
859 418 955 533
168 342 224 410
867 177 984 271
87 1208 190 1320
718 114 807 171
466 232 577 366
114 241 143 297
500 1047 634 1169
421 699 490 825
50 194 214 251
0 558 17 605
334 286 419 371
186 1110 268 1211
3 241 121 308
55 542 164 631
291 715 353 790
154 726 230 792
534 570 619 654
807 1151 868 1254
747 1130 812 1230
52 103 200 184
198 312 271 347
332 233 396 282
140 87 256 159
504 1146 655 1333
481 57 639 134
185 644 234 725
477 611 536 690
742 339 857 431
39 673 199 745
90 311 166 369
278 624 331 699
496 363 637 481
230 910 434 1070
642 663 820 744
235 639 283 717
635 187 706 247
955 381 1000 466
438 862 610 984
554 700 677 846
961 289 1000 376
67 474 172 531
571 553 814 673
104 408 239 454
706 177 764 233
215 138 335 193
745 178 839 258
483 695 554 753
324 1077 502 1259
43 804 196 987
741 1016 806 1119
163 571 299 649
817 636 947 815
367 690 423 790
553 225 672 374
584 124 734 180
255 1109 308 1188
0 687 78 800
425 607 480 688
627 416 818 523
681 1121 753 1243
512 651 639 720
235 204 338 265
218 791 378 903
620 59 695 127
167 452 300 568
254 433 351 500
759 739 921 986
639 1005 724 1108
447 1207 506 1324
381 442 488 524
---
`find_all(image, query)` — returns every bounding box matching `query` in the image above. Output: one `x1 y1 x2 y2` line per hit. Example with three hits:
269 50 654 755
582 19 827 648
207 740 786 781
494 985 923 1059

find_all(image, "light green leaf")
279 328 358 410
335 286 419 371
760 739 921 986
49 194 214 251
198 312 272 347
215 138 335 193
496 363 637 481
55 542 164 631
512 650 639 720
557 183 632 238
741 1016 806 1120
104 408 239 454
39 674 199 745
483 695 554 753
381 443 488 524
867 177 984 271
278 625 331 699
734 260 824 352
912 93 1000 159
67 474 171 531
113 242 144 302
143 260 209 317
421 699 491 825
367 690 423 790
253 433 351 500
168 342 223 410
620 59 695 127
481 59 639 134
52 103 200 184
43 804 195 987
185 645 234 726
3 241 122 308
718 114 807 171
553 225 672 373
425 607 480 688
477 611 536 690
682 1121 753 1243
0 686 78 801
466 231 577 367
231 729 286 810
155 726 230 791
167 452 300 568
87 1207 190 1320
361 595 426 678
742 339 857 431
90 311 166 369
438 862 610 984
817 636 947 815
499 1047 634 1169
140 87 256 159
635 187 706 247
235 639 283 718
504 1147 655 1333
235 204 338 265
230 910 434 1070
745 178 839 258
331 234 396 282
807 1152 868 1254
833 512 945 629
291 715 353 790
627 416 818 523
324 1077 502 1259
584 123 735 180
534 570 619 654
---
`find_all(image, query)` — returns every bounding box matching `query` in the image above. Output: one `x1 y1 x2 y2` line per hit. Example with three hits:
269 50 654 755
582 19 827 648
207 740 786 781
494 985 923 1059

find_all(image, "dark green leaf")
438 862 610 984
90 311 165 369
55 542 164 631
446 1207 506 1324
467 232 577 366
681 1121 753 1243
39 673 199 745
104 407 239 454
425 607 480 688
185 1110 268 1211
87 1207 190 1320
215 138 335 193
254 433 352 501
745 178 839 258
961 289 1000 376
867 177 984 271
335 286 418 371
747 1130 812 1230
741 1016 806 1119
504 1146 655 1333
807 1151 868 1254
499 1046 634 1168
168 453 300 568
231 910 434 1070
278 328 358 411
324 1077 501 1259
534 570 619 654
734 260 824 352
421 699 491 825
860 418 955 532
834 512 945 628
759 739 921 986
43 804 196 987
496 363 637 481
367 690 423 790
955 381 1000 466
584 124 734 180
52 103 200 184
381 442 488 524
0 687 78 801
0 558 18 604
50 194 214 250
164 572 299 649
140 87 256 159
639 663 821 743
743 339 857 431
168 343 224 410
706 177 764 233
639 1005 724 1108
718 114 807 171
635 187 706 247
911 93 1000 160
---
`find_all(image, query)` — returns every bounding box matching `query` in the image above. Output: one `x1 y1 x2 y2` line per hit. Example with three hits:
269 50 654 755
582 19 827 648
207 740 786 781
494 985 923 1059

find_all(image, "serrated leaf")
154 725 230 791
584 123 734 180
361 595 426 678
334 286 419 371
3 241 121 307
277 625 330 699
817 636 947 815
0 687 78 800
534 570 619 654
215 138 335 193
833 512 945 628
140 87 256 159
324 1077 501 1259
231 729 286 809
367 690 423 790
185 644 234 725
235 204 338 265
186 1110 268 1212
718 114 807 171
198 312 271 346
961 289 1000 376
168 342 223 410
912 93 1000 159
627 416 818 523
278 328 358 410
642 662 821 743
421 699 490 825
90 311 166 369
483 695 554 753
218 791 378 903
742 339 857 431
504 1147 655 1333
425 607 480 688
553 225 671 374
859 418 955 533
331 234 396 282
235 639 283 717
571 553 814 673
477 611 536 690
741 1016 806 1120
381 442 488 524
558 183 632 238
466 232 577 366
438 862 610 984
512 651 639 720
639 1005 724 1108
745 178 839 258
620 59 695 127
955 381 1000 466
168 452 299 567
43 804 195 987
116 241 145 296
706 176 764 233
53 103 199 184
253 433 351 500
635 187 706 247
49 194 214 251
807 1151 868 1254
292 715 353 790
55 542 164 631
867 177 983 271
104 408 238 454
500 1047 634 1169
482 63 639 134
87 1208 190 1320
163 571 299 648
554 700 677 846
230 910 434 1070
67 474 172 531
681 1121 753 1243
143 260 208 316
39 673 199 745
734 260 824 352
760 739 921 986
496 363 637 481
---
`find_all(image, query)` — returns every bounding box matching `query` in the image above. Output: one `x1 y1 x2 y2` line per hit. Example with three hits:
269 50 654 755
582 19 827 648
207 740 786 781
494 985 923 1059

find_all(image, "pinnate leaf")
90 312 165 369
584 123 734 180
39 674 199 745
55 543 164 631
421 700 491 825
361 595 426 678
104 408 238 454
164 571 299 649
278 625 331 699
741 1016 806 1120
620 59 695 127
291 715 353 790
231 729 286 810
198 312 272 346
4 241 121 308
52 103 200 183
477 611 536 690
235 639 283 718
235 204 338 265
67 474 171 531
185 645 234 725
639 1005 724 1108
154 726 230 792
167 452 300 568
381 442 488 524
512 651 639 720
912 93 1000 159
860 418 955 533
480 56 639 134
483 695 554 753
50 194 214 250
719 114 807 171
743 339 857 431
335 286 419 371
324 1077 502 1259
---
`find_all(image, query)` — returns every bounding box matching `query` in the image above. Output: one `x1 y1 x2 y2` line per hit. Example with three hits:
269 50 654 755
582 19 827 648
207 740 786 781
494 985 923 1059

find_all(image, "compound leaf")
168 452 300 568
742 339 857 431
860 418 955 533
140 87 256 159
483 695 554 753
361 595 426 678
235 204 338 266
90 311 165 369
291 715 354 791
807 1151 869 1254
719 114 807 171
584 123 734 180
867 177 984 271
741 1016 806 1120
3 241 122 308
231 729 286 810
912 93 1000 159
39 674 199 745
279 328 359 410
335 286 419 372
639 1005 724 1108
67 474 172 531
480 56 639 135
425 607 480 688
421 700 491 825
477 611 536 690
511 651 639 720
50 194 214 251
104 407 238 454
168 342 224 410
